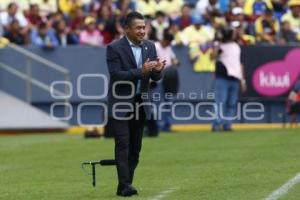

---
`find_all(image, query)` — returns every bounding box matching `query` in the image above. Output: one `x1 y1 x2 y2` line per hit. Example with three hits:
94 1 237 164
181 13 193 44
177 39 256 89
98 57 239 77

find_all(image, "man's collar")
126 36 143 47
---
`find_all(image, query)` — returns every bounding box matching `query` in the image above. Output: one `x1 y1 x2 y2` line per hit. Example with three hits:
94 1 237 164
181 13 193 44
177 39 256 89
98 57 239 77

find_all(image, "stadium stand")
0 0 299 47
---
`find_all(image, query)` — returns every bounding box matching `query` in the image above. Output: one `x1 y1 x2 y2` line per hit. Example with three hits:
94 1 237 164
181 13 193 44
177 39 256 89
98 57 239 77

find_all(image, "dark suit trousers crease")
111 96 146 188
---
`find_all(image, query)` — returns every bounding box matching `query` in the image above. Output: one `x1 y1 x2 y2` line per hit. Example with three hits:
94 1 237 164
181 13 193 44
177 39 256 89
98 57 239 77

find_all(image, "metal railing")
0 42 71 122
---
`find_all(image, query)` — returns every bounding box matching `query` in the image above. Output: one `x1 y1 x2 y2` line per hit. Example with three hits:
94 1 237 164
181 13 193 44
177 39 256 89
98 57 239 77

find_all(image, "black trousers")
289 102 300 114
145 112 159 136
111 97 146 189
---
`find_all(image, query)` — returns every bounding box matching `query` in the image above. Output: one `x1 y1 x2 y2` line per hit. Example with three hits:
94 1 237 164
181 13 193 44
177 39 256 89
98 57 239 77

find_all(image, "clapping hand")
153 58 166 72
142 58 157 74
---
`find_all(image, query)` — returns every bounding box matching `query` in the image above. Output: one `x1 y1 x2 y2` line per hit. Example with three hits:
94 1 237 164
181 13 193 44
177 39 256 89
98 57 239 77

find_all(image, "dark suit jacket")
106 36 162 119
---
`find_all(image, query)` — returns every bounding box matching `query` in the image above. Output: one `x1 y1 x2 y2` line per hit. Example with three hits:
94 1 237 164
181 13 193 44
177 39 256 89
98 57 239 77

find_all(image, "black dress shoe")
117 185 138 197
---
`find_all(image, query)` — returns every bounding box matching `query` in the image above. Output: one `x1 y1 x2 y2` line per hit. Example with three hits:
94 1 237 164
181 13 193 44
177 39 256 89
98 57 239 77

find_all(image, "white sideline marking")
149 188 177 200
265 173 300 200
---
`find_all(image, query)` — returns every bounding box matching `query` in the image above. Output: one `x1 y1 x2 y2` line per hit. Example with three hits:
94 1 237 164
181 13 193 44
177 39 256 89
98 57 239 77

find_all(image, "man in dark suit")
106 12 166 197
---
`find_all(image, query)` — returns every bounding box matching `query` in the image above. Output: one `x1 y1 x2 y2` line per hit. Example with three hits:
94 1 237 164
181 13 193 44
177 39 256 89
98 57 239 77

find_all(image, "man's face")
8 5 17 16
39 27 48 36
125 19 146 44
58 20 66 31
291 6 300 16
182 6 190 17
76 8 84 18
265 12 273 21
32 5 39 15
87 23 96 31
157 16 164 24
282 21 291 31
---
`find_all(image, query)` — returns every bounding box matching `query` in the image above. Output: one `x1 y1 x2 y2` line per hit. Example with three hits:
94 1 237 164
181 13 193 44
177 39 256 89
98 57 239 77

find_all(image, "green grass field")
1 129 300 200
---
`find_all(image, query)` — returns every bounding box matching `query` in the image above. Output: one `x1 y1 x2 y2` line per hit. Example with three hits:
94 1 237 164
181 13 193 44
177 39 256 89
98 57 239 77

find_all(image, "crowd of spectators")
0 0 300 49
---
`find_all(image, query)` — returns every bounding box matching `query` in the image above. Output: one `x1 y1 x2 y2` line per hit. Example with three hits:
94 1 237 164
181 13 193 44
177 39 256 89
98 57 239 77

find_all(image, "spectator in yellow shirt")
243 0 273 21
255 8 280 44
136 0 157 18
179 15 215 45
157 0 184 20
189 42 215 72
187 16 215 72
281 0 300 34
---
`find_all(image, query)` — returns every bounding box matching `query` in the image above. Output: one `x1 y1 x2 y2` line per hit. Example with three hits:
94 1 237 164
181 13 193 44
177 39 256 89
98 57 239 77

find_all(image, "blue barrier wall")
0 45 295 125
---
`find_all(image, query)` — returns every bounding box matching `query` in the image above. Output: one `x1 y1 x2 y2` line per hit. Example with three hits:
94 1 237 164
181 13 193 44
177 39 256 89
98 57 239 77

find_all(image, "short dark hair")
38 22 47 29
155 11 166 18
163 32 174 42
265 7 273 15
8 2 17 9
124 11 144 27
220 27 234 42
